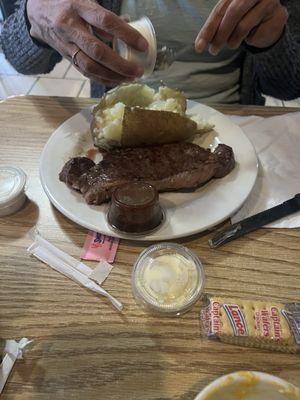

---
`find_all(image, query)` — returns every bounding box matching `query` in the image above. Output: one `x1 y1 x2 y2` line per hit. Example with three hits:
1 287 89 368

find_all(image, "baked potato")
91 83 211 149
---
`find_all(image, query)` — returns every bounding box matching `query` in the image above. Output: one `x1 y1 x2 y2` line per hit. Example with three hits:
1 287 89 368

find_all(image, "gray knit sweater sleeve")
0 0 120 76
0 0 62 75
249 0 300 100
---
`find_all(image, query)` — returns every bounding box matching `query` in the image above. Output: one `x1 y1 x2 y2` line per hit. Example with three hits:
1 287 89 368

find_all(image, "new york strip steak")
59 143 235 205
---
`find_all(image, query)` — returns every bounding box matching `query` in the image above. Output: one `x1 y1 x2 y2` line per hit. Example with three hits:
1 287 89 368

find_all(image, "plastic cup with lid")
114 16 157 78
132 242 205 316
0 166 27 217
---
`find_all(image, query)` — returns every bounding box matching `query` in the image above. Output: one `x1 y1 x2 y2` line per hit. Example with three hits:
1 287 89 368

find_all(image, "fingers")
244 5 288 48
207 0 260 54
92 27 114 42
195 0 231 53
74 0 148 52
56 39 134 85
73 49 135 83
63 20 144 78
120 14 131 23
226 1 268 49
195 0 287 55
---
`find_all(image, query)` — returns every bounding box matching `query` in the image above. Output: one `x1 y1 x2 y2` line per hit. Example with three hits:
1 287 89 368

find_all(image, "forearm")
0 0 62 75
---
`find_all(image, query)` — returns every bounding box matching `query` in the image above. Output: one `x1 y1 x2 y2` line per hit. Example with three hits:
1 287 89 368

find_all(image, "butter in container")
132 243 205 316
0 166 27 217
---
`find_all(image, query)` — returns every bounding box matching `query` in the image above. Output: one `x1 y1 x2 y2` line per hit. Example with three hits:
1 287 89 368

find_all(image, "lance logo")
223 304 248 336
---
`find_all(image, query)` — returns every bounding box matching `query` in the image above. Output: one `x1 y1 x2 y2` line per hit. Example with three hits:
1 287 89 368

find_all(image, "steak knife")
209 194 300 248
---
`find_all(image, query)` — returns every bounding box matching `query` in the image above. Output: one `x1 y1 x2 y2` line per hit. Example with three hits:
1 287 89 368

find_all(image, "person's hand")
195 0 288 55
26 0 148 86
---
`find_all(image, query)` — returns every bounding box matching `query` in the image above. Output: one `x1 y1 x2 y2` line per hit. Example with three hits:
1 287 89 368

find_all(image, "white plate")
40 101 258 241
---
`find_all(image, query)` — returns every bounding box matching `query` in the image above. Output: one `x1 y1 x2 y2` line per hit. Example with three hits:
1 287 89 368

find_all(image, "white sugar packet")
230 112 300 228
0 338 33 393
27 231 122 311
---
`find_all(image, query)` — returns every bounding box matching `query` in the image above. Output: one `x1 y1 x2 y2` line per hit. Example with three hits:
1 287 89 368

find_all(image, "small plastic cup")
132 243 205 316
107 182 164 235
0 166 27 217
114 16 157 78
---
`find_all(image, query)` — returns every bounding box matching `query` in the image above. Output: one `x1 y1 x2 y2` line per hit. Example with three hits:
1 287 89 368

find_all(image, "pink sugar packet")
81 231 119 263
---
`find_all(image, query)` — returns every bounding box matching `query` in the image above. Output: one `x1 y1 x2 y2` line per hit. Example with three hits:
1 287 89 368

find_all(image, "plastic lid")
114 17 157 78
0 166 27 207
113 182 158 207
132 243 205 315
107 182 164 235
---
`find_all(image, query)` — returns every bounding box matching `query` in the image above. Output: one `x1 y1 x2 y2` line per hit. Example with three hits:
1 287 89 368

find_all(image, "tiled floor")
0 10 86 99
0 45 299 105
0 54 90 99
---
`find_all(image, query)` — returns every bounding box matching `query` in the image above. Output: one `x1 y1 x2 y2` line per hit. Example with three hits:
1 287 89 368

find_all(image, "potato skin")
121 107 198 147
90 84 197 149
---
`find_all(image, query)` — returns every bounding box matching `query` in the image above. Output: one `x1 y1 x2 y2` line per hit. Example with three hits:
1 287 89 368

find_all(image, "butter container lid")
114 16 157 78
132 242 205 315
0 166 27 216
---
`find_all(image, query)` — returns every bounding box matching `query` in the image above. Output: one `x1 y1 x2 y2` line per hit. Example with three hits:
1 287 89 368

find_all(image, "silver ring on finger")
72 48 81 68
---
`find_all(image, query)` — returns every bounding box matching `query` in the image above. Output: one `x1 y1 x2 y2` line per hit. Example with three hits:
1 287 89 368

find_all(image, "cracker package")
200 296 300 353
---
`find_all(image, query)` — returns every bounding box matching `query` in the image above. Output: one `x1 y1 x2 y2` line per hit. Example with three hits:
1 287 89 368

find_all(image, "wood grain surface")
0 96 299 399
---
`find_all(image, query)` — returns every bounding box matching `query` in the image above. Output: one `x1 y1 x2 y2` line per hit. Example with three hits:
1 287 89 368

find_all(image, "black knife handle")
209 194 300 248
242 194 300 229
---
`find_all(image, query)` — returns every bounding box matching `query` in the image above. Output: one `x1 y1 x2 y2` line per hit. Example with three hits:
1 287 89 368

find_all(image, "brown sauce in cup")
107 182 163 234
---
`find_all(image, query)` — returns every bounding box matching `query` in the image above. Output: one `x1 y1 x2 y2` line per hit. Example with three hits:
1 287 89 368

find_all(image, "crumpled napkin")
230 112 300 228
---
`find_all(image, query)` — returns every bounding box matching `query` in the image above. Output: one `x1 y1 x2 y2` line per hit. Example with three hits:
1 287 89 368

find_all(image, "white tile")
38 59 71 78
0 75 37 98
78 81 90 98
0 54 19 75
65 65 87 80
264 96 284 107
283 99 300 108
29 77 83 97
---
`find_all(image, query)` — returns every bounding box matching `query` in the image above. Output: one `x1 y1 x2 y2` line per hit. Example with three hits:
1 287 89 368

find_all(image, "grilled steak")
59 143 235 205
59 157 95 190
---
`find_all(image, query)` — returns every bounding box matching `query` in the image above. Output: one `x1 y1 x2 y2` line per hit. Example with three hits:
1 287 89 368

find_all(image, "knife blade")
209 193 300 248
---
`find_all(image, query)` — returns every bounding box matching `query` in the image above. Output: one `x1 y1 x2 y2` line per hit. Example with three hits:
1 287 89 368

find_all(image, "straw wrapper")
27 231 122 311
0 338 32 393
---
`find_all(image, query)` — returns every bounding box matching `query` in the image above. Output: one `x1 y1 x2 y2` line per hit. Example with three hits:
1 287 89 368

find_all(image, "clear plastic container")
132 243 205 316
0 166 27 217
114 16 157 78
107 182 164 235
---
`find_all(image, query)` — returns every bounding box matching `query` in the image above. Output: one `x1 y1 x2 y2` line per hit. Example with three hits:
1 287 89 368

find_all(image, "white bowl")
194 371 300 400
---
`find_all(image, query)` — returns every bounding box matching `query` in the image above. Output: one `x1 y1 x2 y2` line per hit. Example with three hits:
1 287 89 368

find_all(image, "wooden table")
0 96 299 399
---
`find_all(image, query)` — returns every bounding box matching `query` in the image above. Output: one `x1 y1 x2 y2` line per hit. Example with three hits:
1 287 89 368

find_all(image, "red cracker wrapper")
81 231 119 263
